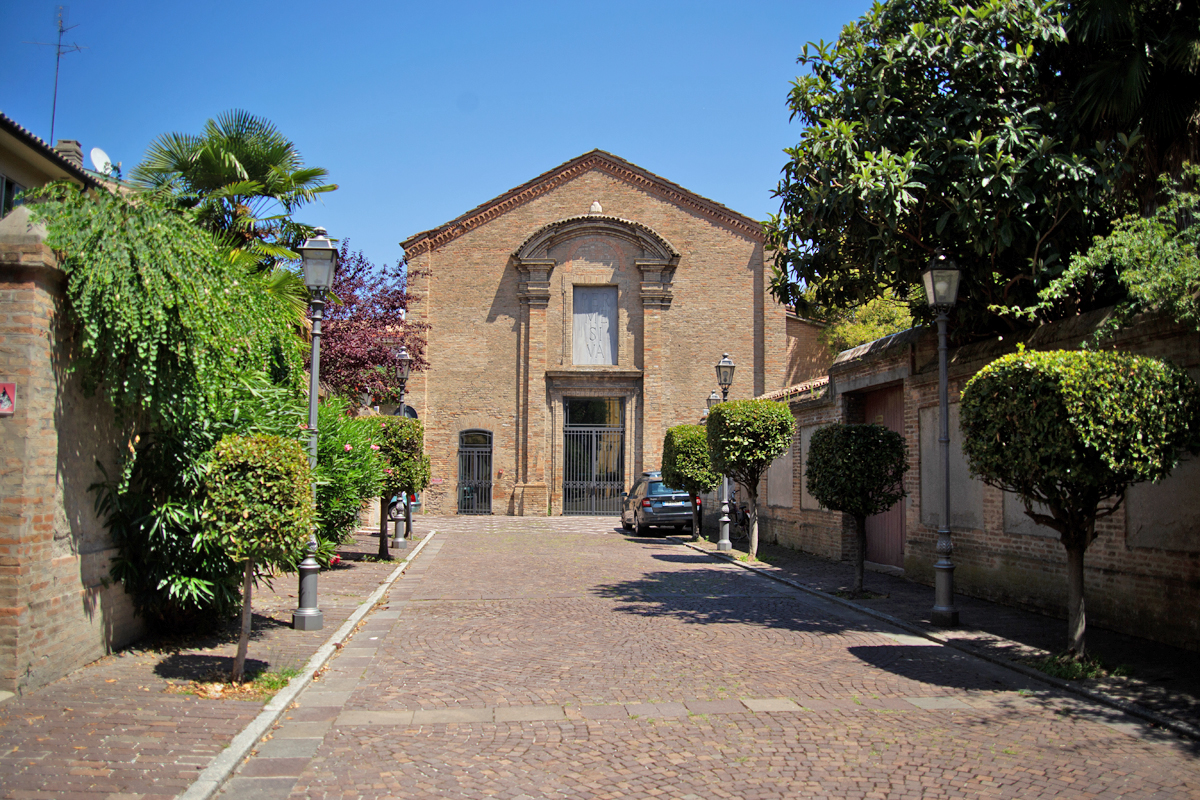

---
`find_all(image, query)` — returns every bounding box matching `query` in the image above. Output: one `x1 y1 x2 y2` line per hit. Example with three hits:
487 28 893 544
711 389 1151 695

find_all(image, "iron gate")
563 425 624 515
457 430 492 515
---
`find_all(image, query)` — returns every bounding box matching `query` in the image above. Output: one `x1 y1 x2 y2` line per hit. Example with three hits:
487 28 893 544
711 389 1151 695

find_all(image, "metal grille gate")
457 431 492 515
563 425 624 515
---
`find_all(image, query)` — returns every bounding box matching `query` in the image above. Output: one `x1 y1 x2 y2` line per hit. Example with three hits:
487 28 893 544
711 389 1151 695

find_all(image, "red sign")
0 383 13 416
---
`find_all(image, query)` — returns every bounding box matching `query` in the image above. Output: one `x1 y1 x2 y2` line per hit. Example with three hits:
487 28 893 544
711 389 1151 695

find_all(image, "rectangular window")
0 173 25 217
572 286 618 365
564 397 623 427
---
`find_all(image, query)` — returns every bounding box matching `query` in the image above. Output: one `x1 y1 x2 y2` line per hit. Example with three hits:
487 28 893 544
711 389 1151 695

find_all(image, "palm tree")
132 109 337 268
1064 0 1200 199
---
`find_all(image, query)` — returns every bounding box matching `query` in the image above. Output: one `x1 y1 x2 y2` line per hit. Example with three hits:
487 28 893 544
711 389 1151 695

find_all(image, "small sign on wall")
0 383 13 416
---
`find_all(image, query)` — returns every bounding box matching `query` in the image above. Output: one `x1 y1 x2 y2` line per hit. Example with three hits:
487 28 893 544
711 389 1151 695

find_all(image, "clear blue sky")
2 1 872 269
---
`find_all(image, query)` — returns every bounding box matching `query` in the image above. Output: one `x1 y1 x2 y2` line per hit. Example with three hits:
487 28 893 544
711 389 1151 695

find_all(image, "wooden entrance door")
863 386 905 568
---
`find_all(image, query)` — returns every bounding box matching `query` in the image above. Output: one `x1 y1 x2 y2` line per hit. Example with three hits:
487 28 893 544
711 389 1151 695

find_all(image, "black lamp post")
714 354 736 552
292 228 338 631
923 252 961 627
391 345 415 546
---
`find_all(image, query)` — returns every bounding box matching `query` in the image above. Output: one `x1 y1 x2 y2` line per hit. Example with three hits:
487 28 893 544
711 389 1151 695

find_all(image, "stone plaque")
572 286 618 365
767 444 794 508
919 403 984 530
1126 452 1200 551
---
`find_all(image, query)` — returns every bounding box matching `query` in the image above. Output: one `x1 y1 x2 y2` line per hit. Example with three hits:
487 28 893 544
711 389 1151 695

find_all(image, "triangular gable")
401 149 763 256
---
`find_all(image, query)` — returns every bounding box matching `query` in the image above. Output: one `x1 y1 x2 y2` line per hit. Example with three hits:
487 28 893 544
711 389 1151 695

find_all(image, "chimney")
54 139 83 169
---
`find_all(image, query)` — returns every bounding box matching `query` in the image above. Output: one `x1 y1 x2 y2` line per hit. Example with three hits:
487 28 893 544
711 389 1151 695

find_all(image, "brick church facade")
400 151 812 516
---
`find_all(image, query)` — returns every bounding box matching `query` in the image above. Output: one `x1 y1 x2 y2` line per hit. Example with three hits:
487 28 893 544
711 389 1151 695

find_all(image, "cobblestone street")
220 517 1200 800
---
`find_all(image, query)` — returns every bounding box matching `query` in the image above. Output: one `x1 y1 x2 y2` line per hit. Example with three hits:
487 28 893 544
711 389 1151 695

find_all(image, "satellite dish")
89 146 112 175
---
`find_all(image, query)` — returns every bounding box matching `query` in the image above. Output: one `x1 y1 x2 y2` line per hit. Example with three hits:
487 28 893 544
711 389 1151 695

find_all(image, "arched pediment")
513 215 679 264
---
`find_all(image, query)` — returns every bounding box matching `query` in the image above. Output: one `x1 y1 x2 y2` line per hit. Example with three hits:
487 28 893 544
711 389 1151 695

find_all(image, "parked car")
621 470 699 535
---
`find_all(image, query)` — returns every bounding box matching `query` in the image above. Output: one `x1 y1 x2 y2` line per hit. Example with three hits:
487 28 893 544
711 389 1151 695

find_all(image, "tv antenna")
25 6 87 146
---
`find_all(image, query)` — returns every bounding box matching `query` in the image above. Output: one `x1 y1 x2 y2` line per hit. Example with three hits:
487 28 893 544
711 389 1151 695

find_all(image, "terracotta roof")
758 376 830 403
0 112 101 189
401 149 763 256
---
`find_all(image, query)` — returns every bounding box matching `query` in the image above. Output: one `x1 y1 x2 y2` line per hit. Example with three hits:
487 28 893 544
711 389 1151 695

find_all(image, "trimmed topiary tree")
203 433 315 681
662 424 720 541
376 417 432 556
960 347 1200 657
805 423 908 597
706 399 796 559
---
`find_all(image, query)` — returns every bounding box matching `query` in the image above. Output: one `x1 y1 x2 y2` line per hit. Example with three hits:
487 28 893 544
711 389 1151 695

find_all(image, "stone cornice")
401 150 763 256
514 215 679 263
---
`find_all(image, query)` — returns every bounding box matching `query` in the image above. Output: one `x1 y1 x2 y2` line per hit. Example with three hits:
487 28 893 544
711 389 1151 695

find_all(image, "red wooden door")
863 387 905 567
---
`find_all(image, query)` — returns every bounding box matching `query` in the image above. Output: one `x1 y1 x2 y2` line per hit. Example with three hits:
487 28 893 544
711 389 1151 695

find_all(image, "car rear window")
647 481 684 496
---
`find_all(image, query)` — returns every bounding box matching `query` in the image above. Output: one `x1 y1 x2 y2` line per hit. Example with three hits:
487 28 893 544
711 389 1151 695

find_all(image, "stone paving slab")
0 525 430 800
217 517 1200 800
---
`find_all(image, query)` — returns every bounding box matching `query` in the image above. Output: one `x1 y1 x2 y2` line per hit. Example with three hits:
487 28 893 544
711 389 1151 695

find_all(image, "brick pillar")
0 216 59 693
515 258 554 515
638 260 673 469
0 208 141 693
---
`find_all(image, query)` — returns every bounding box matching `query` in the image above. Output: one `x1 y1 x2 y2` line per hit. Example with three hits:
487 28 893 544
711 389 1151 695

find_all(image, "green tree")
31 185 307 625
30 184 301 432
706 400 796 560
132 109 336 265
766 0 1130 336
1065 0 1200 200
661 425 720 541
315 399 386 547
816 287 916 353
376 417 432 557
960 348 1200 655
1027 165 1200 339
805 424 908 597
203 434 314 681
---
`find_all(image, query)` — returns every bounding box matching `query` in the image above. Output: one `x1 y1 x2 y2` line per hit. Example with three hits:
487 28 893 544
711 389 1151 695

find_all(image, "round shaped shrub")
705 399 795 485
204 433 316 566
805 423 908 518
960 348 1200 513
662 424 719 497
376 417 432 498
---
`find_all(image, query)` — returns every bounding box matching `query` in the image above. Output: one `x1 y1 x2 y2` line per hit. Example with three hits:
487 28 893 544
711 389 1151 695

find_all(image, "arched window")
458 430 492 515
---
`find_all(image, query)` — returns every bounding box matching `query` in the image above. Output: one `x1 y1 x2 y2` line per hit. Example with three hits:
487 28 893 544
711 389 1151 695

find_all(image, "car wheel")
636 514 649 536
622 517 634 531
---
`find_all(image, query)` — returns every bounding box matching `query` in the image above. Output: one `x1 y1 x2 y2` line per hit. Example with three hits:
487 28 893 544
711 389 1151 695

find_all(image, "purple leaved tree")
311 241 428 403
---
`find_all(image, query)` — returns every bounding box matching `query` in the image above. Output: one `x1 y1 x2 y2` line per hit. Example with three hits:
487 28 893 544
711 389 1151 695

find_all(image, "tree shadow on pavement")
847 644 1022 692
154 653 269 681
591 568 861 637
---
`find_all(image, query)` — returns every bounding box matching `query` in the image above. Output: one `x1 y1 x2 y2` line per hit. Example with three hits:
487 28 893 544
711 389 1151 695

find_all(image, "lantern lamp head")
706 389 720 411
395 345 413 383
299 227 338 295
922 251 961 308
715 353 736 392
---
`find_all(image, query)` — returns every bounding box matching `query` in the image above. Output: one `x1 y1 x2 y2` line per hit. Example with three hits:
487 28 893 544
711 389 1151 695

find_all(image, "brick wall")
761 311 1200 651
0 211 143 694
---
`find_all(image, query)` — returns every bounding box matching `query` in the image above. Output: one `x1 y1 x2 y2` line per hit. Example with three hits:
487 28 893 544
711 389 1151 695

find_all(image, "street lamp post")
292 228 338 631
714 353 736 552
923 252 961 627
390 345 414 548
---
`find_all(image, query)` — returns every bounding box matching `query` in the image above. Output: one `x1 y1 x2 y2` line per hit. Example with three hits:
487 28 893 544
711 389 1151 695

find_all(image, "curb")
679 539 1200 743
178 531 438 800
